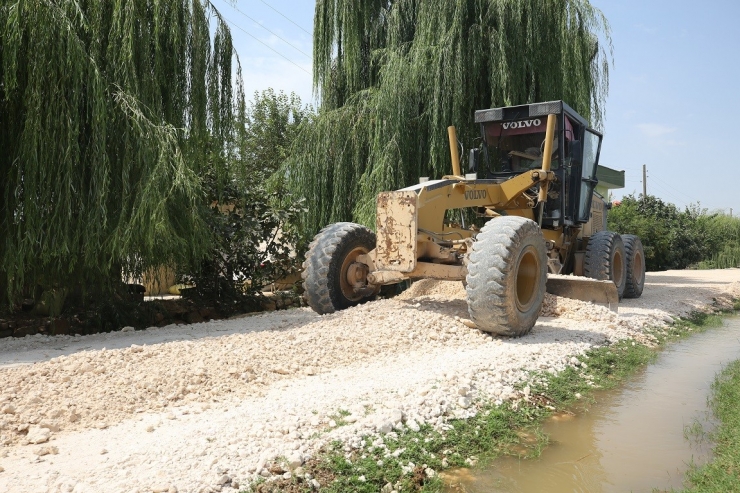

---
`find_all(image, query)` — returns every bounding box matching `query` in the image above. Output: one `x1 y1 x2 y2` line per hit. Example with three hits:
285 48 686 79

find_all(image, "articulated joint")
531 170 555 182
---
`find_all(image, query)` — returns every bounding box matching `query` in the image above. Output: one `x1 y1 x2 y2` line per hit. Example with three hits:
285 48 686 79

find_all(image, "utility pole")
642 164 647 198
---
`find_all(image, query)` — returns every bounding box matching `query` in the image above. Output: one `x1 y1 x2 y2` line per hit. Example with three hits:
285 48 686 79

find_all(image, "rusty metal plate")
375 191 417 272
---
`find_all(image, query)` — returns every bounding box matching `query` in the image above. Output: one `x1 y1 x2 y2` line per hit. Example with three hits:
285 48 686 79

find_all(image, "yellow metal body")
367 170 554 283
359 110 616 314
301 104 624 321
361 113 561 283
447 126 463 178
538 114 558 203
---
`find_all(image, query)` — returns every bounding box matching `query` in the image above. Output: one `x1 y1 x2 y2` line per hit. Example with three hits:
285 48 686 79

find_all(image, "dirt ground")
0 269 738 493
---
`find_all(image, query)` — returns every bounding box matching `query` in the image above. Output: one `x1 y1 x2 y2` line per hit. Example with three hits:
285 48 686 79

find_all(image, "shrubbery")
179 90 310 310
180 176 306 312
608 194 740 271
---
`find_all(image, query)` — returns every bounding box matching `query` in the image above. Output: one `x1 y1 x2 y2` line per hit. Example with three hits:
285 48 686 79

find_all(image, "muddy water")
445 317 740 493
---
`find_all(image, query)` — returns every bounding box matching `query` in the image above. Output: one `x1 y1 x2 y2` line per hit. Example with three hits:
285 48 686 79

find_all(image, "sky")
212 0 740 213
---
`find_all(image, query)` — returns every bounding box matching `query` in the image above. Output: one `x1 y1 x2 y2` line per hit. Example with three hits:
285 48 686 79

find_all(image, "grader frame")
302 101 645 336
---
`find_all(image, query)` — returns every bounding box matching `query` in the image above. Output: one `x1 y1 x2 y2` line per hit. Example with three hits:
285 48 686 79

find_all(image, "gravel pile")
0 269 737 493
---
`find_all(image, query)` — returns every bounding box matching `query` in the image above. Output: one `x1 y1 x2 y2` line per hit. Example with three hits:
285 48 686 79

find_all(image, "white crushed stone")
0 269 738 492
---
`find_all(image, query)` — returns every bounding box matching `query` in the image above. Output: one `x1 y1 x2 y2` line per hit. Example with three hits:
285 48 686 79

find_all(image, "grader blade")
545 274 619 312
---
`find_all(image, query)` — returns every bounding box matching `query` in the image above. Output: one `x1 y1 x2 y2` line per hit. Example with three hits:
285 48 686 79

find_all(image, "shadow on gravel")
399 298 609 347
525 322 609 346
405 298 470 318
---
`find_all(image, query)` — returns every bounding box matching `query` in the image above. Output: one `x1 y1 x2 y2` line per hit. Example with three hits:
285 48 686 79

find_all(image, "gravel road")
0 269 738 493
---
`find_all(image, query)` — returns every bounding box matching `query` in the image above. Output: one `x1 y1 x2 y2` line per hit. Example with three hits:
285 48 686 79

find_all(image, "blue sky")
213 0 739 213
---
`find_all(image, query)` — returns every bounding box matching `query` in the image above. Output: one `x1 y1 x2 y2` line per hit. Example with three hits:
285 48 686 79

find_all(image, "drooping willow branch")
286 0 612 234
0 0 244 305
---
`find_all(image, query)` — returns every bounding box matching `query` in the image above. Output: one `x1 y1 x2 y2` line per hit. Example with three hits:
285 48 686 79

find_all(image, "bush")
608 194 740 271
179 89 312 312
180 176 307 312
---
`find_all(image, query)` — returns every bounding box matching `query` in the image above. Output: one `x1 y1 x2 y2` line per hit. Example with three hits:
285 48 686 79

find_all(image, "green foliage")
241 89 310 181
181 177 306 310
682 358 740 492
286 0 612 235
608 195 740 271
0 0 242 308
312 402 546 493
182 90 311 307
695 214 740 269
530 338 655 409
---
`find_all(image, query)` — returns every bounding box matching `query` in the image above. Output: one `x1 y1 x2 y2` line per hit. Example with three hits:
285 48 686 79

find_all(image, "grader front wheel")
465 216 547 337
302 222 377 315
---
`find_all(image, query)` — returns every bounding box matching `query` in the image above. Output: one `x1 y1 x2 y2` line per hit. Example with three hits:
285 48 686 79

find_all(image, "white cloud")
240 57 314 106
636 123 677 138
634 24 658 35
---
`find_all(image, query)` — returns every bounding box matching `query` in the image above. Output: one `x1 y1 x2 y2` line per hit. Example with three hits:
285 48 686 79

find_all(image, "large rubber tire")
302 222 377 315
622 234 645 299
465 216 547 337
584 231 627 299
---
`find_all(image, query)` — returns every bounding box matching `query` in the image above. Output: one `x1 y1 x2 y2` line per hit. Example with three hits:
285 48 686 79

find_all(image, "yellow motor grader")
302 101 645 336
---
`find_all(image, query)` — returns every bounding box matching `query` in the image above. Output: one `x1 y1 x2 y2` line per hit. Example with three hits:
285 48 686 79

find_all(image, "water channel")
444 317 740 493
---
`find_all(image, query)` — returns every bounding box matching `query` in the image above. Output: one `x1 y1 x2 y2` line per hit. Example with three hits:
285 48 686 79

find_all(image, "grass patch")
530 338 656 409
246 305 736 493
294 401 549 493
681 355 740 492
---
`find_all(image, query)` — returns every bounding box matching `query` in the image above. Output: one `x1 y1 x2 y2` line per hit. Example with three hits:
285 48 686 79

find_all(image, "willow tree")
0 0 243 308
286 0 611 234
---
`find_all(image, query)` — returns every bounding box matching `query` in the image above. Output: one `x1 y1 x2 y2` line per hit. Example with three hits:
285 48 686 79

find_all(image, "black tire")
622 234 645 298
302 222 377 315
465 216 547 337
584 231 627 299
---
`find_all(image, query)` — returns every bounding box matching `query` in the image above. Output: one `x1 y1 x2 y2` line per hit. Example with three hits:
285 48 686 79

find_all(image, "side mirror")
570 140 582 163
469 148 480 172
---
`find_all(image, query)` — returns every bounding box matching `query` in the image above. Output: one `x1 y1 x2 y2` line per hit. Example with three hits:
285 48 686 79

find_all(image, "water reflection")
445 318 740 492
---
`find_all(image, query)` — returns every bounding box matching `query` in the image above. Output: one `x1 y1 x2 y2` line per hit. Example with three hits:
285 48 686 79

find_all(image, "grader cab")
302 101 645 336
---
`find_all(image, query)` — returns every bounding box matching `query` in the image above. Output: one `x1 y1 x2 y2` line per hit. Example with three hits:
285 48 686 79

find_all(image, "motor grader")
302 100 645 336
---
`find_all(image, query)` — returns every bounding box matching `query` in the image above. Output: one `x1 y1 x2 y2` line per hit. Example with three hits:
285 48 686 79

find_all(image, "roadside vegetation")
609 194 740 271
681 318 740 492
247 306 734 493
178 89 310 314
681 358 740 492
0 2 310 323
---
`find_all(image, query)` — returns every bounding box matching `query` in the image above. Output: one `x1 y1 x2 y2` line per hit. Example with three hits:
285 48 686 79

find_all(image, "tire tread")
302 222 376 314
622 234 645 299
584 231 627 299
466 216 547 337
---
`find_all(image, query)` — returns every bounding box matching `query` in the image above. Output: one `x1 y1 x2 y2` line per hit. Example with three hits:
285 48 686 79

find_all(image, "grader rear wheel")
584 231 627 299
302 222 377 315
465 216 547 337
622 234 645 298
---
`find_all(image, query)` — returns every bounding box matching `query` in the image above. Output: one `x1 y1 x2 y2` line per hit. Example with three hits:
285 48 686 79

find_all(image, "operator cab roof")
474 100 589 128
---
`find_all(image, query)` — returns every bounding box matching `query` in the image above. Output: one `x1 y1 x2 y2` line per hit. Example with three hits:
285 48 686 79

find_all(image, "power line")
229 3 312 59
650 175 701 204
649 181 689 207
256 0 312 35
220 16 311 75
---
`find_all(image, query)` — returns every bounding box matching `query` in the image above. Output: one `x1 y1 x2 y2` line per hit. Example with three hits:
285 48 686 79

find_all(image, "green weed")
682 357 740 492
